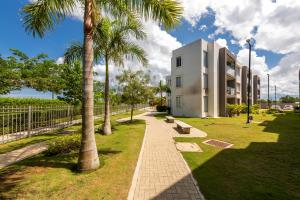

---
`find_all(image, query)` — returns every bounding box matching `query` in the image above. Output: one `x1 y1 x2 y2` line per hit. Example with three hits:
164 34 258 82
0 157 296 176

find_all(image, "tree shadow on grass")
153 112 300 200
0 147 123 199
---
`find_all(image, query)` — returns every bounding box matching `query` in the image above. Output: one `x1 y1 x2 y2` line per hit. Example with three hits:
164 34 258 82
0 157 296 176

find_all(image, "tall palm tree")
64 17 147 134
22 0 182 172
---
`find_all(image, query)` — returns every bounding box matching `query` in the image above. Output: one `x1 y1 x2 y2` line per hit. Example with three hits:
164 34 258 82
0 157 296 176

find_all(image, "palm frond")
126 0 183 29
22 0 78 37
64 42 83 64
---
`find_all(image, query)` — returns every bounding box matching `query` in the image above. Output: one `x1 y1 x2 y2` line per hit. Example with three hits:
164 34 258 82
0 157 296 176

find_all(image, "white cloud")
198 25 207 31
55 57 65 64
180 0 300 98
215 38 228 48
268 52 300 97
255 4 300 54
181 0 300 54
237 49 300 98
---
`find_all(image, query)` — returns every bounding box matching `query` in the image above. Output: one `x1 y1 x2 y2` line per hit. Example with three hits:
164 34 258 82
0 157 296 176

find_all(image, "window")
176 56 182 67
176 76 182 88
203 96 208 112
176 96 182 108
203 50 208 68
203 74 208 89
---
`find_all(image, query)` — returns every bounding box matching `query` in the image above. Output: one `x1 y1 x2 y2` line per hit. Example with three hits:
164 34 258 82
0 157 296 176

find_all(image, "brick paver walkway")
0 142 48 169
128 113 204 200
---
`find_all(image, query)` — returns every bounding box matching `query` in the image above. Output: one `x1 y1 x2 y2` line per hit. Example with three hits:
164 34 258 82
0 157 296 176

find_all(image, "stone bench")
176 121 192 134
166 116 175 123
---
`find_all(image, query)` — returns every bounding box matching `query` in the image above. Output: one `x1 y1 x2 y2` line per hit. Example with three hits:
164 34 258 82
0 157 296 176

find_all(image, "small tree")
0 55 22 94
117 70 153 122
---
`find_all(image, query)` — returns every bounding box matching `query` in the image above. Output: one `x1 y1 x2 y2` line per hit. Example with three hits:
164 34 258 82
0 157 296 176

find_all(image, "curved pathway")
128 112 204 200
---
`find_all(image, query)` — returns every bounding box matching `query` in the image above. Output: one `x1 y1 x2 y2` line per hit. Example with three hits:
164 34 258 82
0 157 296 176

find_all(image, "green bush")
226 104 236 117
44 135 81 156
241 103 248 113
252 104 260 114
227 103 260 117
0 97 68 106
156 105 169 112
240 103 260 114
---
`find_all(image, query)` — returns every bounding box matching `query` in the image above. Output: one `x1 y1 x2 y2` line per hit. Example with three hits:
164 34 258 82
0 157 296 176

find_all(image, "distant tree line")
0 49 119 106
259 95 299 104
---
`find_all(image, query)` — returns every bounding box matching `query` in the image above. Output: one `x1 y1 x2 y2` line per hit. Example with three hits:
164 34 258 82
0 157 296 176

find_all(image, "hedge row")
226 103 260 117
0 97 68 106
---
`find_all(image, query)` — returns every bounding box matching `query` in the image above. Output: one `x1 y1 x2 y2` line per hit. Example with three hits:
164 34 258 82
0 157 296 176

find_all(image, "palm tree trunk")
78 0 100 172
160 81 163 106
102 54 112 135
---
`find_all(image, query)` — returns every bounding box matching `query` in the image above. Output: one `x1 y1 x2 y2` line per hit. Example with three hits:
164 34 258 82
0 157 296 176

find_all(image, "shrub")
156 105 169 112
0 97 68 106
240 103 259 114
241 103 248 113
226 104 236 117
235 104 244 116
44 135 81 156
252 104 260 114
227 103 260 117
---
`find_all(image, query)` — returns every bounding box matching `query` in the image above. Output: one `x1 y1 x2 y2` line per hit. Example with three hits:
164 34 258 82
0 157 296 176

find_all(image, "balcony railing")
226 65 235 77
227 87 235 96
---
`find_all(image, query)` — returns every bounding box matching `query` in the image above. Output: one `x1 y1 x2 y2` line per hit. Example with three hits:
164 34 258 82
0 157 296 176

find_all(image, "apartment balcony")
227 87 236 96
226 65 235 78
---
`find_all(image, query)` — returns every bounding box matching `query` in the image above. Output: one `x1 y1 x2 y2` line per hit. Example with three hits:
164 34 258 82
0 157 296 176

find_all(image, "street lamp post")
246 39 252 123
275 85 277 108
267 74 270 109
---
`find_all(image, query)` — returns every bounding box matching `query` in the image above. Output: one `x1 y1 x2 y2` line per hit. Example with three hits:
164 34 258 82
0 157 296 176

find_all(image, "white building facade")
167 38 259 117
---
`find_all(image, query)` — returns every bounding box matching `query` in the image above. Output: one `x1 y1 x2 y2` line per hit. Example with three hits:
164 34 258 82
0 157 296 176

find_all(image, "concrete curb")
177 149 206 200
127 120 148 200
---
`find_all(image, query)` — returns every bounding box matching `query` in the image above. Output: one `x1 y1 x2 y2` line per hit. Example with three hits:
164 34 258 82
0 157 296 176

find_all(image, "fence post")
27 106 32 137
67 106 70 125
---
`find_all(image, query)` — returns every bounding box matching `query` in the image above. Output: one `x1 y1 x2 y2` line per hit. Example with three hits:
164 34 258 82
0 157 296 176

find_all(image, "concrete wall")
207 42 220 117
171 39 204 117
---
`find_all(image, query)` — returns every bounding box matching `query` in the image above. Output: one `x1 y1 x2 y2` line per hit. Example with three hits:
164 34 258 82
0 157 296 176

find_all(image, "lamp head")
246 39 251 43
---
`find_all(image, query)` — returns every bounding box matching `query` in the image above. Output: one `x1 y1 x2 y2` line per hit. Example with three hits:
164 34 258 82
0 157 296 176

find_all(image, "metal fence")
0 104 147 144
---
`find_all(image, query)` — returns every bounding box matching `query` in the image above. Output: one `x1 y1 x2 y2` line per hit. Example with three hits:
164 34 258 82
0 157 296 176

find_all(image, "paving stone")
175 142 203 152
128 113 205 200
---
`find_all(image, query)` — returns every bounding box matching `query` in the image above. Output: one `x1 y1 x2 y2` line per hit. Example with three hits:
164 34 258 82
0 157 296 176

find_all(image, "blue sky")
1 0 299 99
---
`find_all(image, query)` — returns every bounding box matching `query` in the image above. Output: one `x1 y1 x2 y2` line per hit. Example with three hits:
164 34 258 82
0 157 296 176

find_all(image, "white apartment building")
166 38 260 117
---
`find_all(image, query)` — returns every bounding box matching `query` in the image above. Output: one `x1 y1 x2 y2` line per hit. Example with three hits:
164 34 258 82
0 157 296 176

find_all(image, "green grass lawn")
0 120 145 200
163 112 300 200
0 110 146 199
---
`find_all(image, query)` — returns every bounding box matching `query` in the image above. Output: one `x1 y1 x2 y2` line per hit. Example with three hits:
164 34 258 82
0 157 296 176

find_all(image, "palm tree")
64 17 148 134
22 0 182 172
156 81 169 106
